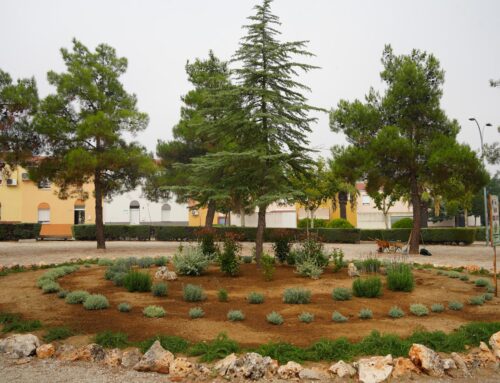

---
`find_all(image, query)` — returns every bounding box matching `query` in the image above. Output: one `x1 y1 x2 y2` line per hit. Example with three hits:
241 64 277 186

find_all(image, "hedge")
73 225 151 241
0 223 41 241
360 228 477 245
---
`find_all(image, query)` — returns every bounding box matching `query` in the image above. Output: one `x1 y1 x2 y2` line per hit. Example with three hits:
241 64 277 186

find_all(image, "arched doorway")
161 203 171 222
38 202 50 223
129 200 140 225
74 200 85 224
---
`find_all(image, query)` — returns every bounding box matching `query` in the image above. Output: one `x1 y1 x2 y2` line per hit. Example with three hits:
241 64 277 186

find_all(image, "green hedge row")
72 225 151 241
0 224 41 241
360 228 477 244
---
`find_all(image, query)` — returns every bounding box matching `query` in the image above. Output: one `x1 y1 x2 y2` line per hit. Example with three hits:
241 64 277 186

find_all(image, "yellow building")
297 195 358 227
0 165 95 225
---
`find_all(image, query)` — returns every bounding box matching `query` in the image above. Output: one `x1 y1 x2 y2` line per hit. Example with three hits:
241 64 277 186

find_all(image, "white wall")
103 187 189 225
230 204 297 228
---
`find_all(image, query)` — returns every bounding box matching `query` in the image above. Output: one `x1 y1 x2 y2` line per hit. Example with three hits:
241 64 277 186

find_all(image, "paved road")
0 240 498 271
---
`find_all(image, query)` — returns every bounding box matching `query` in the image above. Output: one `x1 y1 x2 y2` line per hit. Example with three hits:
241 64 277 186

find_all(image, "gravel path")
0 240 498 271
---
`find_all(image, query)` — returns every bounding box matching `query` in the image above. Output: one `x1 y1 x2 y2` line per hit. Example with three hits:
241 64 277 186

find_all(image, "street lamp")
469 117 492 245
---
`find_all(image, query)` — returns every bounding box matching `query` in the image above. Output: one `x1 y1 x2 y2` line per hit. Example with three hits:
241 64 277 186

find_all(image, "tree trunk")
94 172 106 250
464 208 468 227
383 212 389 229
205 200 216 228
409 177 421 254
420 200 429 228
240 207 246 227
255 204 267 265
310 209 315 229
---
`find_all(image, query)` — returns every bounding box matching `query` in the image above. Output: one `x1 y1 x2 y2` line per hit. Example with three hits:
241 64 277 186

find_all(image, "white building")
228 203 297 228
103 187 189 226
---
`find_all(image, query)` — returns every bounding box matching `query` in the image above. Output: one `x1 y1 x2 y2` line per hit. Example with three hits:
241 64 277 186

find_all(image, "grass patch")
247 292 265 304
143 305 166 318
123 270 152 292
43 326 74 342
139 335 190 354
352 277 382 298
332 287 352 301
2 318 42 333
94 331 129 348
187 333 239 362
283 288 311 304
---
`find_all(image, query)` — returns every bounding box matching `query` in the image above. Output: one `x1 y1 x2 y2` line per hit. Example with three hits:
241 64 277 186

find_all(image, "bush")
299 312 314 323
173 245 210 276
65 290 90 304
469 295 485 305
94 331 129 348
360 257 381 273
327 218 354 229
0 223 41 241
123 270 152 292
152 282 168 297
410 304 429 317
98 258 114 266
219 233 241 276
297 218 329 228
187 333 239 362
117 302 131 312
41 281 61 294
183 284 206 302
359 228 476 244
218 288 228 302
358 308 373 319
57 290 68 299
431 303 445 313
111 272 127 287
83 294 109 310
283 288 311 304
294 238 329 268
474 278 490 287
189 307 205 319
227 310 245 321
73 224 151 241
44 326 74 342
388 306 404 318
242 256 253 264
143 305 166 318
266 311 284 325
196 227 217 257
296 260 323 279
483 293 494 301
137 257 155 268
352 277 382 298
460 274 469 281
332 287 352 301
447 271 461 279
387 263 414 292
332 311 348 323
247 292 265 304
272 229 293 263
331 248 344 272
261 253 276 281
392 218 413 229
2 318 42 333
448 301 464 311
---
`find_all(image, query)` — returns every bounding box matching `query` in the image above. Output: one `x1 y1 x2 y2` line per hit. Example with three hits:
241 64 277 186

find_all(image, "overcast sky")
1 0 499 171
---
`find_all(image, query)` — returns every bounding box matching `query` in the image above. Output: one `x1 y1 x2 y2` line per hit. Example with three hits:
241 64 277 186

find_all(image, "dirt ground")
0 263 498 347
0 240 499 272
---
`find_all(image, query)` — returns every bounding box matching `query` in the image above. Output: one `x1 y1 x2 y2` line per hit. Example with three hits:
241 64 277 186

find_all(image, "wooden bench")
39 224 73 240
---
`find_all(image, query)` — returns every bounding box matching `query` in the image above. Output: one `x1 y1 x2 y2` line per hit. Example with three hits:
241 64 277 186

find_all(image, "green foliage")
474 278 490 287
296 260 323 279
83 294 109 310
483 293 494 301
448 301 464 311
332 287 352 301
137 257 155 268
73 225 151 241
431 303 445 313
94 331 129 348
272 230 293 263
41 281 61 294
331 248 344 272
261 253 276 281
460 274 469 281
447 271 461 279
187 333 239 362
98 258 114 266
242 256 253 264
388 306 405 318
123 270 152 292
57 290 68 299
217 288 228 302
283 288 311 304
183 284 206 302
153 256 169 267
2 318 42 333
294 238 329 268
197 228 217 257
266 311 284 325
247 292 265 304
332 311 348 323
117 302 131 312
297 218 329 228
152 282 168 297
360 257 381 273
410 304 429 316
298 312 314 323
65 290 90 304
143 305 166 318
352 277 382 298
227 310 245 321
358 308 373 319
327 218 355 228
173 245 209 276
139 335 190 354
386 263 414 292
0 224 41 241
219 234 241 276
43 326 74 342
189 307 205 319
469 295 485 305
392 218 413 229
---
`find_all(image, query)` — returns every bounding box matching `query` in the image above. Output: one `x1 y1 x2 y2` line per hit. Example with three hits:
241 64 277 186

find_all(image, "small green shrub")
137 257 155 268
360 257 381 273
247 292 265 304
183 284 206 302
117 302 131 312
111 272 127 287
392 217 413 228
218 288 228 302
474 278 490 287
299 312 314 323
332 311 348 323
388 306 405 318
487 285 495 293
447 271 461 279
227 310 245 321
140 335 189 354
172 246 209 276
152 282 168 297
267 311 284 325
352 277 382 298
332 287 352 301
65 290 90 304
242 256 253 264
57 290 68 299
331 248 344 272
143 305 166 318
153 256 169 266
294 238 329 268
261 253 276 281
123 270 152 292
358 308 373 319
273 230 293 263
387 263 414 292
43 326 74 342
2 318 42 333
327 218 355 228
94 331 129 348
197 228 217 257
187 333 239 362
219 234 241 276
431 303 445 313
41 281 61 293
189 307 205 319
469 295 485 306
83 294 109 310
98 258 114 266
448 301 464 311
283 288 311 304
296 260 323 279
410 304 429 316
459 274 469 281
483 293 494 301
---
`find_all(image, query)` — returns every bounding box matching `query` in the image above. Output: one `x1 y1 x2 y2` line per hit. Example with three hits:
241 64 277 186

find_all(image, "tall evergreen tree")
33 39 152 249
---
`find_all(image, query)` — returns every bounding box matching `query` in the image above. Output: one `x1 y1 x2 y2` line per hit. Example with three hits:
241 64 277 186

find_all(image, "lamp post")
469 118 492 245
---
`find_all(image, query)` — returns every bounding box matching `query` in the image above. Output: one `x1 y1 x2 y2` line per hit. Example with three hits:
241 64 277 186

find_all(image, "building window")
129 200 140 225
38 179 51 189
74 200 85 225
362 194 371 205
37 202 50 223
161 203 171 222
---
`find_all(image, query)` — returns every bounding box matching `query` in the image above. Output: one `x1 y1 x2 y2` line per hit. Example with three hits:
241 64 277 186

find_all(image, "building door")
38 203 50 223
161 203 171 222
129 201 140 225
